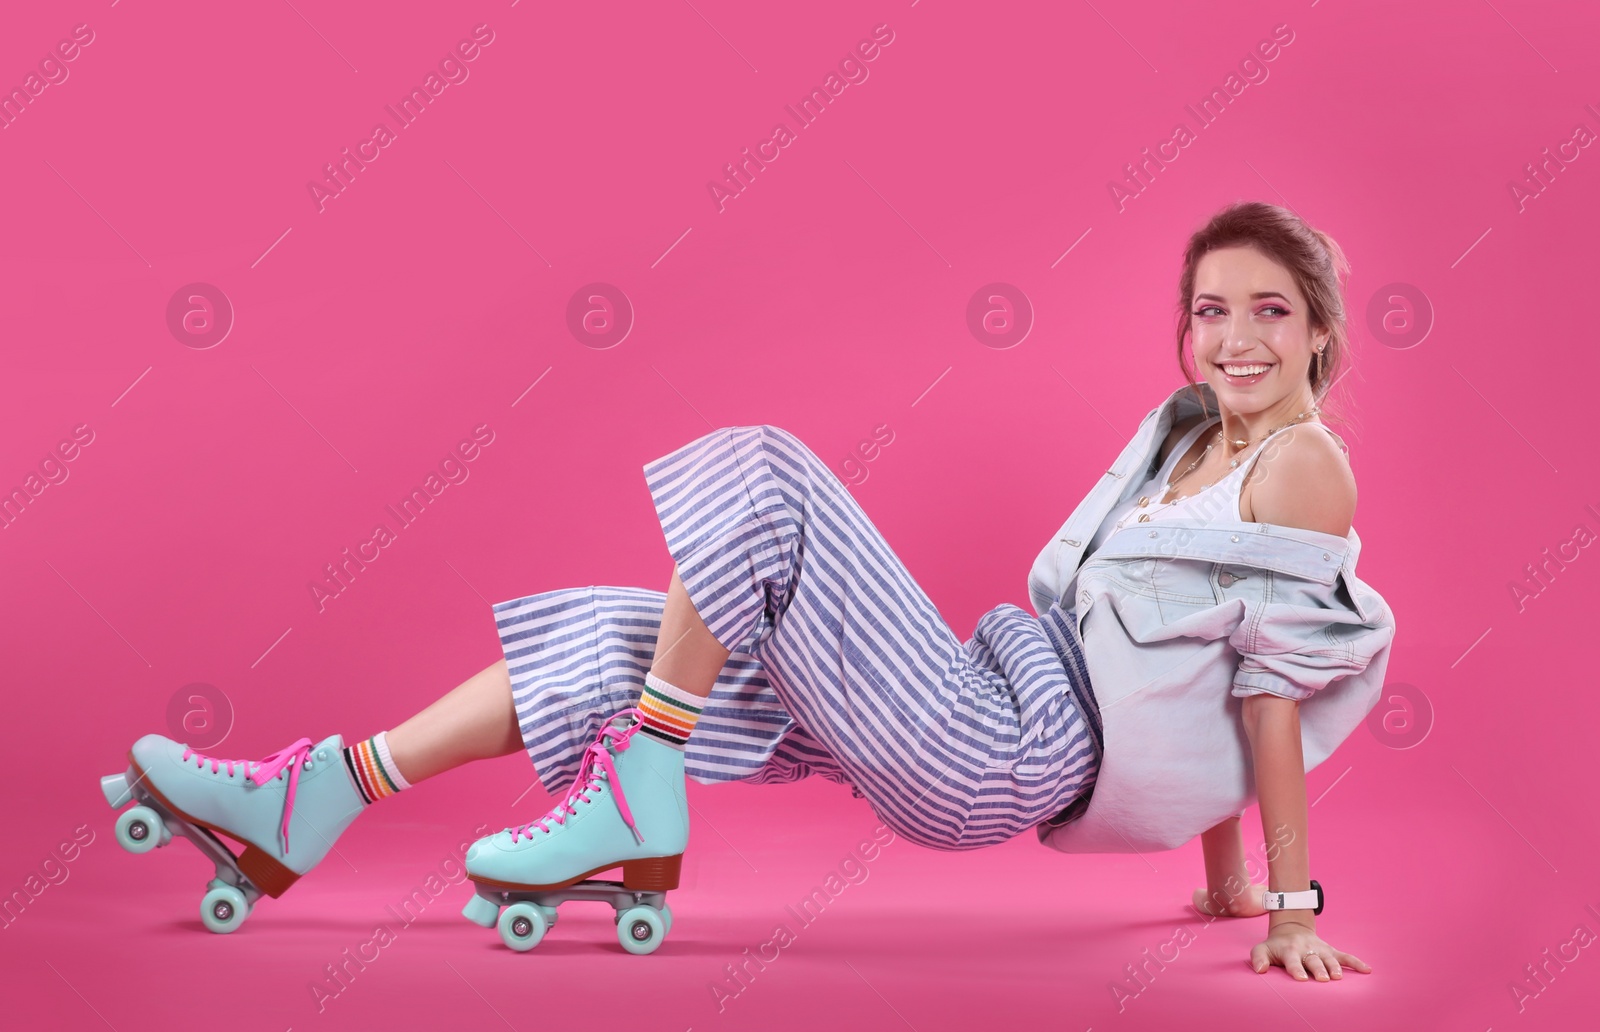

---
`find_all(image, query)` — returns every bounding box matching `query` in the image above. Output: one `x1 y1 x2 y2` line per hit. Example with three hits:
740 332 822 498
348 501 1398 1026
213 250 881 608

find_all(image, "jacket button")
1219 571 1236 587
1323 552 1331 560
1148 530 1157 538
1230 534 1239 543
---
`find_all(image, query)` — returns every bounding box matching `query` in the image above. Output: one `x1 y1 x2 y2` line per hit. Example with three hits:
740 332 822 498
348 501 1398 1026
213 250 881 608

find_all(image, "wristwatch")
1262 879 1323 915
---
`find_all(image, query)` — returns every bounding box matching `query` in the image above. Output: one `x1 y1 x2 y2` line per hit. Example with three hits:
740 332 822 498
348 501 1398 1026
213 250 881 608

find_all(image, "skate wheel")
498 902 548 952
660 903 673 935
200 883 250 934
115 806 165 854
616 905 665 955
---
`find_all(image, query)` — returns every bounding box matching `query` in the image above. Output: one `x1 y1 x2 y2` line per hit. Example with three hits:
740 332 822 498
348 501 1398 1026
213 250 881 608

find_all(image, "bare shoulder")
1243 422 1357 537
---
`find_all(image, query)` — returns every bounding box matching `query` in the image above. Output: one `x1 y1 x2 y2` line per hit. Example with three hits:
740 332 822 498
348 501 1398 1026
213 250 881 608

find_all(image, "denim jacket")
1027 381 1398 853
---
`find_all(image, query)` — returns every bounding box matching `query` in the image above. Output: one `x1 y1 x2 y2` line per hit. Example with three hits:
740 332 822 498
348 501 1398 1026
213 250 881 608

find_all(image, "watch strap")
1262 879 1323 915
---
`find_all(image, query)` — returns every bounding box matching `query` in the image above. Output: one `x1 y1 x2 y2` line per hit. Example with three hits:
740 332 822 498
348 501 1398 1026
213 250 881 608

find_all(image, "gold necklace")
1130 404 1322 518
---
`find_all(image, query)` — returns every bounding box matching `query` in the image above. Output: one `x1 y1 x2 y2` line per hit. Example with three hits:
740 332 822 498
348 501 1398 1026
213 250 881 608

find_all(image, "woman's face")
1188 245 1325 416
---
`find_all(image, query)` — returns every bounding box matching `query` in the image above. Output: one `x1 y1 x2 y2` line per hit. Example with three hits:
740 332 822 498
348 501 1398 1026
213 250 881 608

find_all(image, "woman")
106 201 1392 980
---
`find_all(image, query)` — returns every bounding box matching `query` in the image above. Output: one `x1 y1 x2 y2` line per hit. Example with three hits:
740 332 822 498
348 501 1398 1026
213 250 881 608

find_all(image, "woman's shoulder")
1246 421 1357 536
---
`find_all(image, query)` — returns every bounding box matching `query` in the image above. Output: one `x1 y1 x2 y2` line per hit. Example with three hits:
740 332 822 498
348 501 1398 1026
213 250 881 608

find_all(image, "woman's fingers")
1300 950 1333 980
1253 939 1371 979
1335 949 1372 973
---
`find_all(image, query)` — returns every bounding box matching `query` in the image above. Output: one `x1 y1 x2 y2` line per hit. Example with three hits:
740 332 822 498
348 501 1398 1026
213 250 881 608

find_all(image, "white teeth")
1222 364 1270 375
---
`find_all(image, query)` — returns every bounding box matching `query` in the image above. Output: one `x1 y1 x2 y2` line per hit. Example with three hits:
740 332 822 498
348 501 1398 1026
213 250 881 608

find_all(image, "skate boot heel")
238 844 301 899
622 853 682 891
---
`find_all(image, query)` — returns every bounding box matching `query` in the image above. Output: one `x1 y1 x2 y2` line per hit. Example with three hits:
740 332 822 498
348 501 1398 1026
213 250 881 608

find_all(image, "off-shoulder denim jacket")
1027 380 1398 854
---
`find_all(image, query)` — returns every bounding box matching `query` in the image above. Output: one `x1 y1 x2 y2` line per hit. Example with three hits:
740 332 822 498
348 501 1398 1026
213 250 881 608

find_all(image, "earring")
1314 344 1325 381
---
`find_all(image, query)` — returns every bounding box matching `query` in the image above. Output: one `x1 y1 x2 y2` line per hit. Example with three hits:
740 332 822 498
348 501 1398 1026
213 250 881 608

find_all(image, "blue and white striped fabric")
493 424 1102 851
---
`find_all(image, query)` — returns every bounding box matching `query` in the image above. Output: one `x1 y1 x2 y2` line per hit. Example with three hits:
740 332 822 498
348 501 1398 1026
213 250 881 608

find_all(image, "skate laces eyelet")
180 738 315 852
506 709 649 846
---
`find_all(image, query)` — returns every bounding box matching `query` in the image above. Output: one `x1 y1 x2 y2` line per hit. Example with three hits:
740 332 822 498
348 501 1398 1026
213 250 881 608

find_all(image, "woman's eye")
1195 304 1290 317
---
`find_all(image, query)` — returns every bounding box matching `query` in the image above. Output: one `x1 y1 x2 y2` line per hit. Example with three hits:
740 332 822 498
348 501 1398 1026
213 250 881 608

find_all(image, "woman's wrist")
1265 883 1317 930
1269 910 1316 932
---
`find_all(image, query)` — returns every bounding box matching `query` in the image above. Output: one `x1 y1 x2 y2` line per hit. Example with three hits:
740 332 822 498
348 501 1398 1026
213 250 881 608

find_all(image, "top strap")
1306 420 1351 460
1236 419 1349 488
1158 417 1223 486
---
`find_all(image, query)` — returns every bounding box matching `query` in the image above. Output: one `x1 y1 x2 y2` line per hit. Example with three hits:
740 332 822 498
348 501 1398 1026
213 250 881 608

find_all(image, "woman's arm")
1240 689 1372 979
1241 693 1311 932
1226 421 1372 979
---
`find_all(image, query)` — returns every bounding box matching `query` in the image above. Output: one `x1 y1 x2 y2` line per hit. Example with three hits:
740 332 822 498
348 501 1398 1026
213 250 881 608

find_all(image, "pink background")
4 1 1598 1028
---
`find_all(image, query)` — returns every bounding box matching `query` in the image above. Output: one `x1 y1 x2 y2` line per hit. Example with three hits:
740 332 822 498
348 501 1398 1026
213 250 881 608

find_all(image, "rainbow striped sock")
636 671 704 749
342 730 412 804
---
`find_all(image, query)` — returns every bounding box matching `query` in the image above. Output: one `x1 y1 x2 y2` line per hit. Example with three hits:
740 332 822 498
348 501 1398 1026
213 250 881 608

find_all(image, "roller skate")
460 708 688 954
101 733 366 933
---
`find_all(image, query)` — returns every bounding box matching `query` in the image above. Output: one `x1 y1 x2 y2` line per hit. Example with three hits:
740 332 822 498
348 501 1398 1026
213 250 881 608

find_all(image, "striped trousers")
493 425 1101 851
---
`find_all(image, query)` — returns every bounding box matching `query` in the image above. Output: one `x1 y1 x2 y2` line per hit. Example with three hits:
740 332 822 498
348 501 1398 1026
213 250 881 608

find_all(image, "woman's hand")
1191 883 1268 918
1250 921 1373 980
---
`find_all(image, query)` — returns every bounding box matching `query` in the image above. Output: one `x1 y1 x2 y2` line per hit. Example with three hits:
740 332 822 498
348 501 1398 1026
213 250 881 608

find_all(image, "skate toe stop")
462 893 500 929
101 773 132 809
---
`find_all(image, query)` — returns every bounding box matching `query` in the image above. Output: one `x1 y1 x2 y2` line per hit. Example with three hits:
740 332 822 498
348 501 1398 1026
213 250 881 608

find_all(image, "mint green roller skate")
461 708 688 954
100 733 366 933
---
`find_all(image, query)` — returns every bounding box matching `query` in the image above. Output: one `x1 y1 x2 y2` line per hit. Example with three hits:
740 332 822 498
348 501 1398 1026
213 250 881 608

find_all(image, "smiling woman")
99 197 1390 981
1024 201 1393 984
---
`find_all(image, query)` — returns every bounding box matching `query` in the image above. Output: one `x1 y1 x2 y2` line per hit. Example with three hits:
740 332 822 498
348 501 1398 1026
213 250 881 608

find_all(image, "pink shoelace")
508 710 646 845
181 737 314 852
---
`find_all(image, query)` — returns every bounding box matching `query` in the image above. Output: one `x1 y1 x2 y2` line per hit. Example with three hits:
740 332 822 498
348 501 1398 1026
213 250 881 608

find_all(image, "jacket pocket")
1150 556 1217 624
